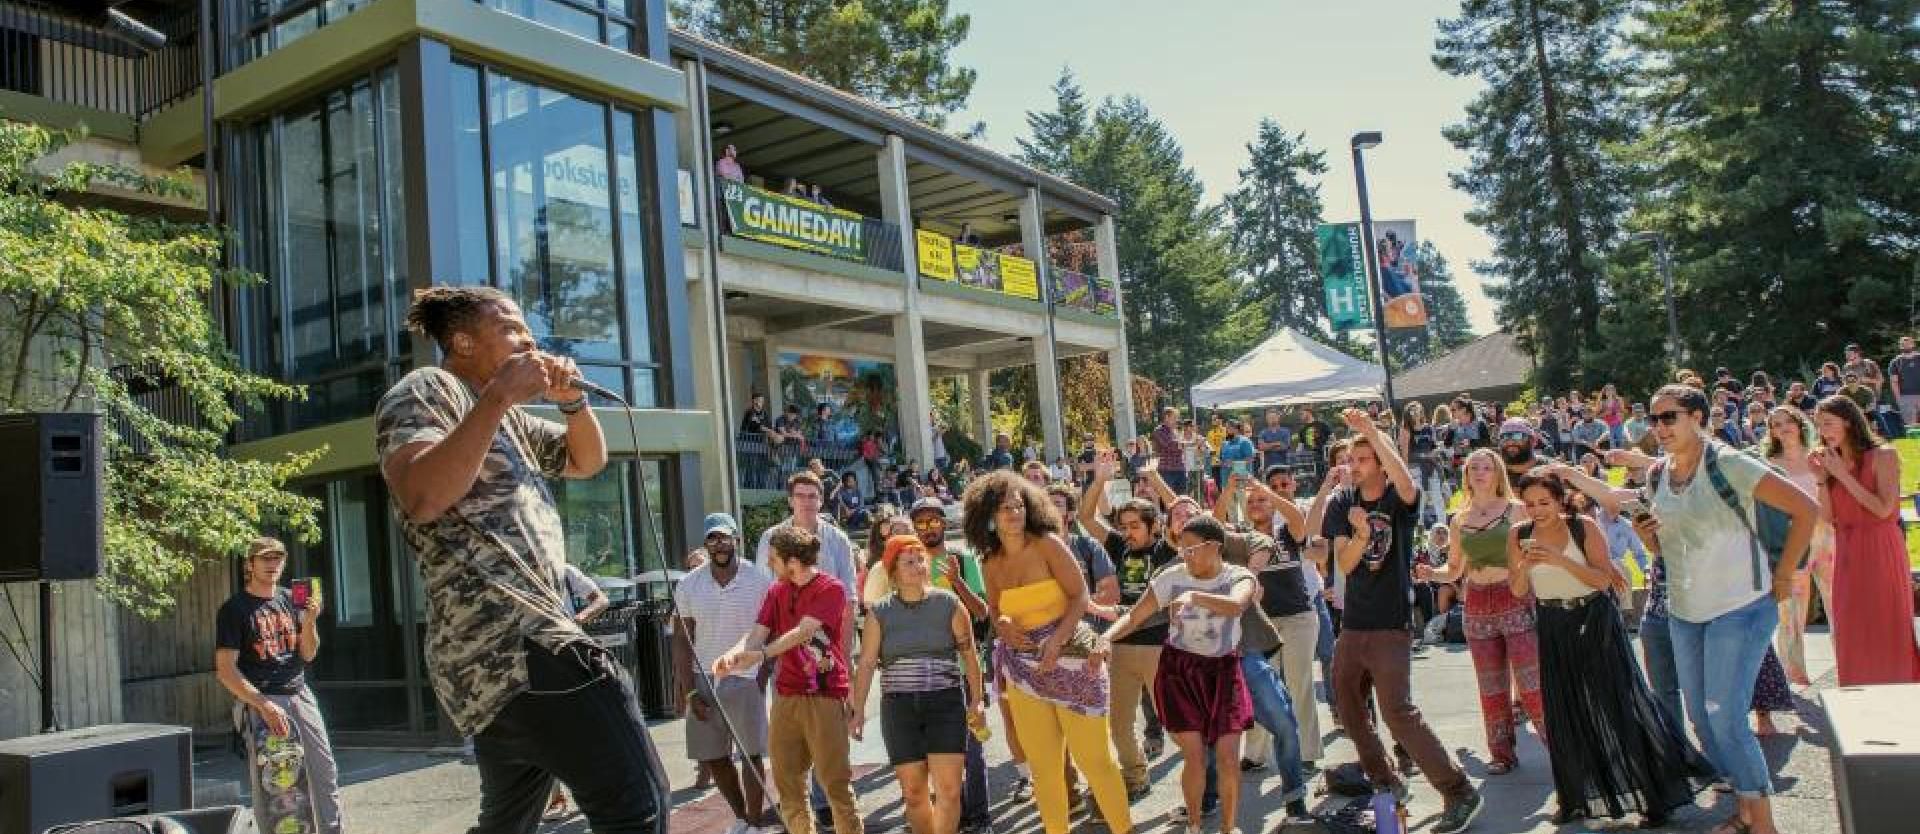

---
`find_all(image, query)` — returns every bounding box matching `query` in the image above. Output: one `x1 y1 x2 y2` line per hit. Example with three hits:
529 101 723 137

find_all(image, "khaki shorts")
685 674 768 762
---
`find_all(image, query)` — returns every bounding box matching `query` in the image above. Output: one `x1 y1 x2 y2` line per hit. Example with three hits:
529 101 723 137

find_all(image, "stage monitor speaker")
0 723 191 834
1824 683 1920 834
42 805 250 834
0 412 103 582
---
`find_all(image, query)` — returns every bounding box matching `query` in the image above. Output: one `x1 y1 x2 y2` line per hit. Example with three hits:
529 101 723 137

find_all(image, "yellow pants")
1003 686 1132 834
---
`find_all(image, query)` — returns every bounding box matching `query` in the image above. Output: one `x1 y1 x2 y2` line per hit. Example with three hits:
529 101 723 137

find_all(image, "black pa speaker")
0 723 192 834
1824 683 1920 834
43 806 251 834
0 412 103 582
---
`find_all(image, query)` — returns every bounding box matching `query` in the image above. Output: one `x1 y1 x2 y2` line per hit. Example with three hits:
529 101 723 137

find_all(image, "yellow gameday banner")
999 255 1040 300
915 229 957 281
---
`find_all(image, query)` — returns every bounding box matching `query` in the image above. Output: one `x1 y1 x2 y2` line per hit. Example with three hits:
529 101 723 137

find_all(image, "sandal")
1486 761 1514 776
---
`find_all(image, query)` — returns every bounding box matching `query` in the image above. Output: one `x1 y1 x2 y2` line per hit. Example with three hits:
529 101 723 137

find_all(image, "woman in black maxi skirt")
1511 470 1714 826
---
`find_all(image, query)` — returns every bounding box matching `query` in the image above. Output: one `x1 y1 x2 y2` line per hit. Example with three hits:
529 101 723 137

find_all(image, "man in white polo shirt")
675 512 776 833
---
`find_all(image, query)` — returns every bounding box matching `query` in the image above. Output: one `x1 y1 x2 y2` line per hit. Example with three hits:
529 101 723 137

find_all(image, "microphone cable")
575 378 775 802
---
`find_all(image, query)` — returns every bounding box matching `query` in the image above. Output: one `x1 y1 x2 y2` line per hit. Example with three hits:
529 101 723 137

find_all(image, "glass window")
449 63 491 286
614 110 658 373
487 72 622 363
241 68 405 432
483 0 637 50
551 458 673 585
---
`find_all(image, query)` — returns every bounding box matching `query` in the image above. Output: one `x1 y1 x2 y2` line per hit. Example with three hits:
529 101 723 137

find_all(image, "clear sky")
948 0 1501 333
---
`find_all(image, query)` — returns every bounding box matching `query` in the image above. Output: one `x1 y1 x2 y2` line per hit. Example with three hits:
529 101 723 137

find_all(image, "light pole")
1351 131 1396 410
1630 231 1683 368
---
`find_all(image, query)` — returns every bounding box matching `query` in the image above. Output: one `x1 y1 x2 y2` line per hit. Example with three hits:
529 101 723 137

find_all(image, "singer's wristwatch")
555 394 587 415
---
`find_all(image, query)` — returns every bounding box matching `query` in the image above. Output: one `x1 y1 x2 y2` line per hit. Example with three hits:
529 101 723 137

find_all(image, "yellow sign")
915 230 956 281
999 255 1040 300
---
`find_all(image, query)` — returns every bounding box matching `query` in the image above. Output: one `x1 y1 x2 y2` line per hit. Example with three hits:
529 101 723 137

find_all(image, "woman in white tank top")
1763 406 1833 685
1509 469 1712 827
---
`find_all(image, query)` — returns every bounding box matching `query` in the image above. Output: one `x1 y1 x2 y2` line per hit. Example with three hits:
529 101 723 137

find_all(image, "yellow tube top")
1000 579 1067 630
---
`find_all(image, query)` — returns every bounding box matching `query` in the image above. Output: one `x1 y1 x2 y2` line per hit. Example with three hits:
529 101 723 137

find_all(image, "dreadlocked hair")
404 286 511 348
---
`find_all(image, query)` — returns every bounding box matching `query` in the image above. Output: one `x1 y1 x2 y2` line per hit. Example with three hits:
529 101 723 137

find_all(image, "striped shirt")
673 559 774 679
881 657 964 693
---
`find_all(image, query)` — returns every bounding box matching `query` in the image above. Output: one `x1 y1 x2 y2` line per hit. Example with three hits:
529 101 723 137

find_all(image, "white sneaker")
724 821 751 834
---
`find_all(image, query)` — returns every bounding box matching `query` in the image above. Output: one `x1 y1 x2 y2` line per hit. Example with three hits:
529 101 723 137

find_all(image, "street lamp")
1350 131 1395 409
1630 231 1683 368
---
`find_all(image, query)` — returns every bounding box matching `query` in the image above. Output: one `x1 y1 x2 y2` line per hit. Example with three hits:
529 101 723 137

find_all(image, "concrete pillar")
1097 213 1138 443
1022 188 1065 461
680 57 737 516
969 368 993 448
880 134 935 470
760 340 783 413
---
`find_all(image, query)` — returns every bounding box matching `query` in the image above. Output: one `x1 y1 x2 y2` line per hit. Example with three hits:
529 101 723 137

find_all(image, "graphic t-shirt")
1105 532 1177 646
1150 563 1254 658
216 589 306 696
1247 522 1313 617
756 573 852 698
1321 484 1419 631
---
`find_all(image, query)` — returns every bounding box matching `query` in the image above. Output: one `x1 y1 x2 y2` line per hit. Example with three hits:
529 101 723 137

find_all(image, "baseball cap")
908 497 947 518
244 536 287 559
702 512 738 537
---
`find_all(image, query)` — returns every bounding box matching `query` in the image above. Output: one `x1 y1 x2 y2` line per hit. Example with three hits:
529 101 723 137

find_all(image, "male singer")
377 286 664 833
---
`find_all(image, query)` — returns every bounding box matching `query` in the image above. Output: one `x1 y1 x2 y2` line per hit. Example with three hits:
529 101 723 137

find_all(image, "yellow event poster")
999 255 1040 300
915 230 956 281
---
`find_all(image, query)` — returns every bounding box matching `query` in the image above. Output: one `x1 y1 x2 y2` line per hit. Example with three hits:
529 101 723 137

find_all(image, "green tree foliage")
1017 70 1251 396
1384 241 1478 371
1435 0 1637 390
673 0 976 126
0 124 321 617
1223 120 1335 339
1629 0 1920 375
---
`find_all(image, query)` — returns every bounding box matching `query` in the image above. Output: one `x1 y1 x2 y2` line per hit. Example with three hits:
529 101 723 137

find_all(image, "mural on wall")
777 352 900 444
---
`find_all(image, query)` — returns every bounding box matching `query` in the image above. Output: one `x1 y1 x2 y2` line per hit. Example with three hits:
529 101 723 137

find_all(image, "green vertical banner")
1317 223 1372 332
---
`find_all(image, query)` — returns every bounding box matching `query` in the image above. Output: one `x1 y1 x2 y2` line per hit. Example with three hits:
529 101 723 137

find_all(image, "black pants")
470 641 668 834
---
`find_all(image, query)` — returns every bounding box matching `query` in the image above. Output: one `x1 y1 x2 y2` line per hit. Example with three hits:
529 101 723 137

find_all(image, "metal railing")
106 363 216 459
734 432 876 492
0 1 202 121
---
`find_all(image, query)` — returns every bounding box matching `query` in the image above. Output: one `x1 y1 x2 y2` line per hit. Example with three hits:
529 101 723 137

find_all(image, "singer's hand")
485 352 551 405
540 353 585 405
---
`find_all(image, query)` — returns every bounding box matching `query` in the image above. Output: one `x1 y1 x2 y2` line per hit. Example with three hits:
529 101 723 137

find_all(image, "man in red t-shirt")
715 526 858 834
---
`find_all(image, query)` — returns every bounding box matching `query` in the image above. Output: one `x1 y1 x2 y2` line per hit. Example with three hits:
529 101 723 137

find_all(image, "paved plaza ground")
194 626 1861 833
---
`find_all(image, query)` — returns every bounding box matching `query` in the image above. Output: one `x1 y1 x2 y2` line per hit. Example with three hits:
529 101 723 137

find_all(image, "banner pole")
1351 137 1396 411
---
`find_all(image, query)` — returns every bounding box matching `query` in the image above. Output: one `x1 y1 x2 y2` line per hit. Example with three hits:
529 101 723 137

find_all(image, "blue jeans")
1202 653 1306 807
1670 594 1776 796
1638 606 1686 735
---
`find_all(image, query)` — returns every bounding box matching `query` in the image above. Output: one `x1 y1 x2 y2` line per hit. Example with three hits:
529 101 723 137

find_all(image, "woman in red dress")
1810 396 1920 686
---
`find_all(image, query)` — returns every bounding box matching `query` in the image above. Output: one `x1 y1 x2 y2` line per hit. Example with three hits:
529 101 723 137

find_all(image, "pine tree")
1016 79 1249 397
1434 0 1637 390
1631 0 1920 373
673 0 976 125
1223 120 1334 339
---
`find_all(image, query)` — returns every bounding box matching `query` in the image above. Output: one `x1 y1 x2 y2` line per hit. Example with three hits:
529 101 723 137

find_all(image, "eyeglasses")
911 517 945 530
1648 410 1686 426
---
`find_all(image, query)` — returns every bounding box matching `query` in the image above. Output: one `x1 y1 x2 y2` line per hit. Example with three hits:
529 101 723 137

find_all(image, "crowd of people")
255 285 1916 834
676 339 1920 834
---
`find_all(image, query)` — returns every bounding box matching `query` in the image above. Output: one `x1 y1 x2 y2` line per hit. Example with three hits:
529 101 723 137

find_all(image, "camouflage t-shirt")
374 366 588 736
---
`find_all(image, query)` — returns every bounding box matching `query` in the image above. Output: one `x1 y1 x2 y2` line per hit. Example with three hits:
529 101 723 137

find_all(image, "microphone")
564 375 628 406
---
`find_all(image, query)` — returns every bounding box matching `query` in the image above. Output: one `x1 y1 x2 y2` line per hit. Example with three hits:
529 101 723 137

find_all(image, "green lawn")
1897 437 1920 569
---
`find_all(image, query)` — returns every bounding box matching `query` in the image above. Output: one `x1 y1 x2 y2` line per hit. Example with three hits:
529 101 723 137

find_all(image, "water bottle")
1370 790 1403 834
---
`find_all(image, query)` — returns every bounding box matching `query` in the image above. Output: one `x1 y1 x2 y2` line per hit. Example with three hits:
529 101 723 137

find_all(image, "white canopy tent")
1191 327 1384 410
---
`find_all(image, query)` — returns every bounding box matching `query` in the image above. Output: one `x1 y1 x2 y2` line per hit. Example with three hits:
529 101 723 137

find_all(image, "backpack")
1649 442 1802 593
1442 603 1466 644
1323 761 1374 796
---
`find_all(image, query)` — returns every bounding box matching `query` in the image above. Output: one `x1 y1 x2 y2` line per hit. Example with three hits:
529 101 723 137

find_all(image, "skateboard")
251 710 319 834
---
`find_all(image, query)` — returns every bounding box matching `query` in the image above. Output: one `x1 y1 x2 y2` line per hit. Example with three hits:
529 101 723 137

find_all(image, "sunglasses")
1498 432 1532 443
1648 410 1686 426
911 517 945 530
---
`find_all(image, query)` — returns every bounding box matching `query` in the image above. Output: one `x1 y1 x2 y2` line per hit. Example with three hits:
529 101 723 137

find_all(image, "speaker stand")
39 580 58 733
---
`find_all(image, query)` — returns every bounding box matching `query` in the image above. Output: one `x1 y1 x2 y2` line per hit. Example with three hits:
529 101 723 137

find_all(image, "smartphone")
291 577 319 608
1518 537 1539 553
1621 498 1651 521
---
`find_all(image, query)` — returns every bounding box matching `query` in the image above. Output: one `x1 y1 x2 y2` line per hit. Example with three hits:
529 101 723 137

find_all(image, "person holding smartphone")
215 536 343 834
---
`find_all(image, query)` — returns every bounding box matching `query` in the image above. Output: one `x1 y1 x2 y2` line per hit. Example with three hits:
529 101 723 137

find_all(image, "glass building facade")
212 0 695 741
